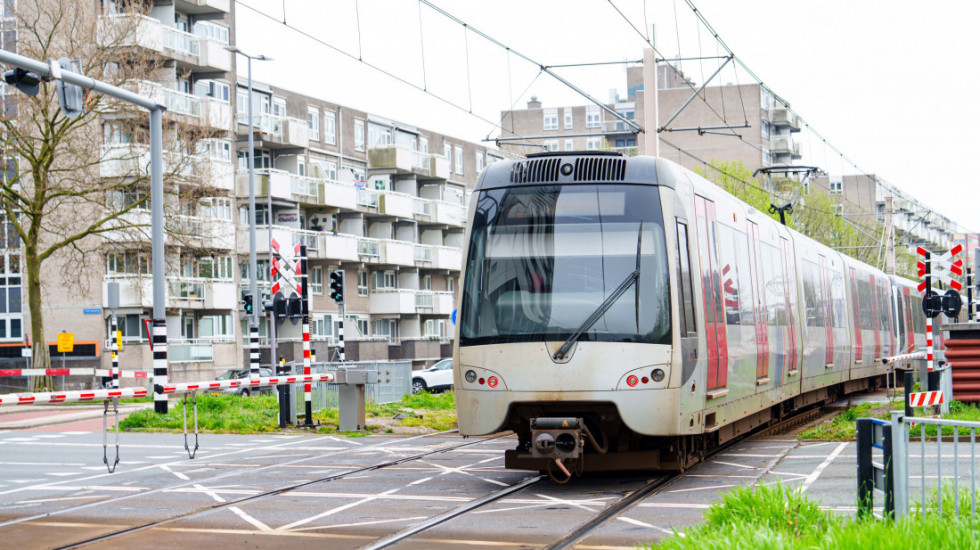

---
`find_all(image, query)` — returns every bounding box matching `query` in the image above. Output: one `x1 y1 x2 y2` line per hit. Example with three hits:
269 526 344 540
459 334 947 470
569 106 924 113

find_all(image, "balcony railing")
414 292 434 309
162 26 200 57
357 189 378 208
414 245 433 263
169 280 205 301
236 112 283 135
358 238 380 257
170 340 214 362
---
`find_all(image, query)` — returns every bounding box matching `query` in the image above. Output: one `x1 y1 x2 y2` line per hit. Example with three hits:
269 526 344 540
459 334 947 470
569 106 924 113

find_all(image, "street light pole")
227 47 271 378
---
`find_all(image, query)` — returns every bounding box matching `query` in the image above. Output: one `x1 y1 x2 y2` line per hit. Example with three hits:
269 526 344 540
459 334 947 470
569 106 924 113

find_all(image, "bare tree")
0 0 225 373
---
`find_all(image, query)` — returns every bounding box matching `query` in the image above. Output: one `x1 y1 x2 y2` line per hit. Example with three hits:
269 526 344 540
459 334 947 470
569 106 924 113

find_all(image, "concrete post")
642 47 659 157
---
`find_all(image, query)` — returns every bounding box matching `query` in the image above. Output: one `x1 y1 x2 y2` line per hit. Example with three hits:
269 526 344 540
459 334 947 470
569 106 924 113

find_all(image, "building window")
564 139 573 151
357 271 368 296
876 203 885 223
421 274 432 290
354 119 365 152
760 119 770 140
312 159 337 180
420 136 429 154
829 180 843 195
372 270 397 289
367 123 392 147
833 204 844 215
106 251 149 275
762 148 771 166
118 314 149 342
194 80 230 103
373 319 399 341
475 152 484 173
200 314 234 340
454 146 463 175
586 137 601 150
761 89 774 112
586 106 601 128
323 111 336 145
311 314 333 340
564 108 573 129
311 266 323 294
423 319 446 338
447 276 455 296
543 108 558 130
108 187 148 211
192 21 230 44
545 140 559 152
307 106 320 141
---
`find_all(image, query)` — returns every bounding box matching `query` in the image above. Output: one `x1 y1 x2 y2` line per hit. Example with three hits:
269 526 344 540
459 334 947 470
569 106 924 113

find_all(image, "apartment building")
1 1 499 380
499 61 956 253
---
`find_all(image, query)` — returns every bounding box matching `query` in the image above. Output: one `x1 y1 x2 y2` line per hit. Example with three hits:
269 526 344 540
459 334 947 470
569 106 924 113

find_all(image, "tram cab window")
675 221 696 337
459 184 671 347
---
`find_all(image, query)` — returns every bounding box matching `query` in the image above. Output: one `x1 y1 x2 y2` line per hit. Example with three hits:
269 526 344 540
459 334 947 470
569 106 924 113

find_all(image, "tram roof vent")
510 157 561 184
573 157 626 182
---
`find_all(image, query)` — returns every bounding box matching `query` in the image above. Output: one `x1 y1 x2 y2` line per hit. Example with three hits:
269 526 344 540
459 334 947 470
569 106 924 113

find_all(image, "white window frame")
311 266 323 294
354 119 365 152
454 146 463 175
543 108 558 131
420 136 429 154
323 111 336 145
545 140 559 152
585 106 601 128
307 106 320 141
762 148 772 166
357 270 368 296
475 151 484 173
564 139 573 151
829 180 843 195
564 108 573 129
586 137 601 151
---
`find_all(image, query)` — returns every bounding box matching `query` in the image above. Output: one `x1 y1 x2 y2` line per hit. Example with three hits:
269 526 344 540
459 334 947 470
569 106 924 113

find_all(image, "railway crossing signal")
917 245 963 318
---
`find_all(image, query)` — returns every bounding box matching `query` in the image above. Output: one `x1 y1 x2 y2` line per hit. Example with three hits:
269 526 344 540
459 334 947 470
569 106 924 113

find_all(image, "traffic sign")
57 332 74 353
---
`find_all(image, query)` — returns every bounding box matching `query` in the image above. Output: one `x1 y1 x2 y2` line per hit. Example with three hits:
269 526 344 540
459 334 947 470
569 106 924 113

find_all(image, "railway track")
51 431 513 550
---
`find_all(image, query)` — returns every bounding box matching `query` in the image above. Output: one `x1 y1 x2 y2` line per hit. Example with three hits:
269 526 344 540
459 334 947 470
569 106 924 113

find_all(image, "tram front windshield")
459 184 670 347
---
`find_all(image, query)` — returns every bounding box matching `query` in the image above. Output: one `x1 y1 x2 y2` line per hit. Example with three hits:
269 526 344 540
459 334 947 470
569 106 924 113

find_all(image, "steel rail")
51 432 513 550
0 429 480 529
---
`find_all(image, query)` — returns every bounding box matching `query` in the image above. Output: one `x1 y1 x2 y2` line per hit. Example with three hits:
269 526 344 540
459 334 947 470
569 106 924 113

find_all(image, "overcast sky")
235 0 980 232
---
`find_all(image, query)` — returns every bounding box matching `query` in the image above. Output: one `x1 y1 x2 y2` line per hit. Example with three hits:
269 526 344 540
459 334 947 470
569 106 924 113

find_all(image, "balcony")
368 145 451 179
432 246 462 270
383 240 416 267
99 15 231 72
321 233 360 261
236 113 309 149
175 0 231 14
103 276 236 309
170 340 214 363
416 291 454 315
770 136 801 159
168 215 235 249
377 191 415 219
370 289 429 315
771 108 801 132
100 145 234 190
430 200 466 227
601 120 637 134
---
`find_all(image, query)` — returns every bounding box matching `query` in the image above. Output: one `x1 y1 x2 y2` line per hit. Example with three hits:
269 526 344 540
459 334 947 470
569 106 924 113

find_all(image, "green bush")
120 393 279 433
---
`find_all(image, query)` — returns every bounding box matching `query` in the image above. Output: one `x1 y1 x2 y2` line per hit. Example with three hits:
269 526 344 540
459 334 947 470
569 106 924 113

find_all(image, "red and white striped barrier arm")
909 390 944 407
0 368 151 378
155 373 334 396
881 351 926 364
0 387 149 406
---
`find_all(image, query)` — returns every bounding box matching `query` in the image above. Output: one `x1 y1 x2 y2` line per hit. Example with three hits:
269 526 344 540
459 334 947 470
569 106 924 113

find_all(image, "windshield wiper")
552 269 640 360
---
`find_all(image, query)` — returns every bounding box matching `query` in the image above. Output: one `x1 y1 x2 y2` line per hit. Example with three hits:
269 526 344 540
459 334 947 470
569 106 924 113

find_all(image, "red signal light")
487 376 498 388
626 375 639 387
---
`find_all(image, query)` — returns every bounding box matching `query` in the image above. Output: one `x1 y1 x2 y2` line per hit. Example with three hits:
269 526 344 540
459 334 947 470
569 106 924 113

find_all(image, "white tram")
453 152 927 476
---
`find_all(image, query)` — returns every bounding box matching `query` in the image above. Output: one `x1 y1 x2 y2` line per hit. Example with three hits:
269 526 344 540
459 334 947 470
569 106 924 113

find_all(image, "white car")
412 358 453 394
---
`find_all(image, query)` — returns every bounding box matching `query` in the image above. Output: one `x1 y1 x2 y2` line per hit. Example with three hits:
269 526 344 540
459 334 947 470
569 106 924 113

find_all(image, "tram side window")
714 223 741 325
675 222 697 337
878 282 890 333
829 270 847 328
911 296 925 333
802 260 825 326
858 279 874 330
761 243 785 325
734 229 755 326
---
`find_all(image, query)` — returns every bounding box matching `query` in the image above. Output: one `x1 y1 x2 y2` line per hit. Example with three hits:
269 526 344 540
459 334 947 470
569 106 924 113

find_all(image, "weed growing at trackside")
119 393 279 433
650 484 980 550
799 400 980 440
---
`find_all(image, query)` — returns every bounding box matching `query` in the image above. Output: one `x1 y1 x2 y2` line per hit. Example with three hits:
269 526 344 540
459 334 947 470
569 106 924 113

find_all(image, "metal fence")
889 411 980 519
286 360 412 424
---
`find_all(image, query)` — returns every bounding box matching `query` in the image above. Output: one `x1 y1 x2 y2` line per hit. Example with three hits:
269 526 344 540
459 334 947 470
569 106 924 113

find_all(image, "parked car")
412 358 453 394
210 368 275 396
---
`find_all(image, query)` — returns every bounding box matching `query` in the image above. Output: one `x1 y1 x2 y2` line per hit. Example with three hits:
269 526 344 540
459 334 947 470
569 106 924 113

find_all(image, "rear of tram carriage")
453 152 697 473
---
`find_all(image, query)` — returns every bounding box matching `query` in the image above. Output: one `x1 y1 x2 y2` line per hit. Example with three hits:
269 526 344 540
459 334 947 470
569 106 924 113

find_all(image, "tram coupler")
530 417 584 460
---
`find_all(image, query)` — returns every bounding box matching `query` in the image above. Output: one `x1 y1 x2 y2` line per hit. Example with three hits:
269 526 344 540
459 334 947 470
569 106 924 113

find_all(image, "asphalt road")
0 418 973 548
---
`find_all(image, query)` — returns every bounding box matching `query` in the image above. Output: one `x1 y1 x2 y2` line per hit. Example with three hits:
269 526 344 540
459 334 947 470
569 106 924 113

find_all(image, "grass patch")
799 400 980 440
120 393 280 433
314 391 456 435
651 484 980 550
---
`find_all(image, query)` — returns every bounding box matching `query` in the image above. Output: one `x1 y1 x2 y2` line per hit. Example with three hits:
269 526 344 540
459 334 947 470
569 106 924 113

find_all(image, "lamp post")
226 46 271 376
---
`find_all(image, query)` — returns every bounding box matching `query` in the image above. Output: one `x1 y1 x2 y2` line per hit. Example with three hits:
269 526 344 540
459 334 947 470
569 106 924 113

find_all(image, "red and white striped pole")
300 244 313 427
926 316 934 372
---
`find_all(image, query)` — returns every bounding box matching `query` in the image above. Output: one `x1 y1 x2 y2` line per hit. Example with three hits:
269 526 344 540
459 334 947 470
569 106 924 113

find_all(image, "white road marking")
229 506 274 532
668 484 736 494
0 462 85 466
16 495 97 505
409 476 433 485
46 473 83 477
615 516 676 536
33 434 65 439
159 464 190 481
800 442 847 493
279 488 402 531
289 516 428 533
711 460 759 470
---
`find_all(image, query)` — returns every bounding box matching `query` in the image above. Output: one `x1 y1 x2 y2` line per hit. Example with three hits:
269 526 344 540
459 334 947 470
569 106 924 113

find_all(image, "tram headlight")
651 369 665 382
465 369 477 383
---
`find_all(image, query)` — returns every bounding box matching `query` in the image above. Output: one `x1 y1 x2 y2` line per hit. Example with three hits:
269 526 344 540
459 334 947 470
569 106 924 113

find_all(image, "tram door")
747 222 769 381
849 268 863 364
694 196 728 391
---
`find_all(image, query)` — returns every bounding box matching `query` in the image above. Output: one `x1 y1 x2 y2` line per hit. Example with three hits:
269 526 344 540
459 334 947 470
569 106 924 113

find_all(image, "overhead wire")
233 0 537 145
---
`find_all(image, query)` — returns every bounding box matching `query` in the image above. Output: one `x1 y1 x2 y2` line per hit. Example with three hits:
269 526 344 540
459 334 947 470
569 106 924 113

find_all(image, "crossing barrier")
908 390 944 407
0 368 150 378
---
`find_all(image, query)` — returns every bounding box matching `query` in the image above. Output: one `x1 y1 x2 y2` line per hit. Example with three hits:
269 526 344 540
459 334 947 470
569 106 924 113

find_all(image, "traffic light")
242 292 253 315
287 294 302 319
329 269 345 304
54 58 86 119
4 68 41 96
